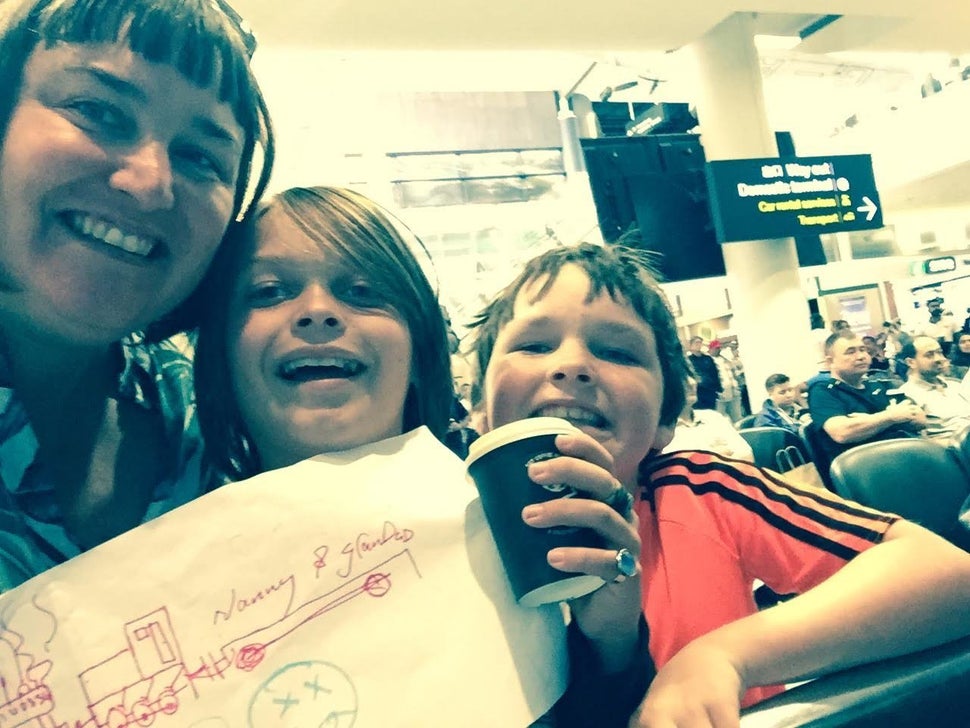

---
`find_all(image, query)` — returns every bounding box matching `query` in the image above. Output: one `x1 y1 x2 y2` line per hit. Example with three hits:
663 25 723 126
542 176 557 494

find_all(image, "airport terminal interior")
232 0 970 394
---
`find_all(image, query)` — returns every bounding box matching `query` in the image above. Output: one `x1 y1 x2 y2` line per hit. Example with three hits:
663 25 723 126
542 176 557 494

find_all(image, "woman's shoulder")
120 332 196 408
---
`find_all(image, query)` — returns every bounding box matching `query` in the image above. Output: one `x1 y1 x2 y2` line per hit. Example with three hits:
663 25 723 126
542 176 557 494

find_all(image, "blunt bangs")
34 0 246 98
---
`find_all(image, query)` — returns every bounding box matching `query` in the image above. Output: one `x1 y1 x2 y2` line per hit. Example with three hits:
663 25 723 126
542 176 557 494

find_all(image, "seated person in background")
883 320 913 380
949 332 970 380
754 373 806 434
663 375 754 462
899 336 970 441
862 335 890 371
808 330 926 465
469 242 970 724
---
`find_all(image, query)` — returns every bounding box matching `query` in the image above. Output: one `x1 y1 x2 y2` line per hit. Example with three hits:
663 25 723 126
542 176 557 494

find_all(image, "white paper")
0 428 567 727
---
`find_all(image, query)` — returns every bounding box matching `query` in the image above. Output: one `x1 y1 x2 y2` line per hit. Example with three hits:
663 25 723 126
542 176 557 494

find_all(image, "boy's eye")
343 280 386 307
514 341 553 354
597 347 640 364
244 279 289 307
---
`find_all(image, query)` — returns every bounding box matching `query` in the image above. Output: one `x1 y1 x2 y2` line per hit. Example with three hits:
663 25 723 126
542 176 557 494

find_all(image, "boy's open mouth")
278 357 365 382
530 404 608 429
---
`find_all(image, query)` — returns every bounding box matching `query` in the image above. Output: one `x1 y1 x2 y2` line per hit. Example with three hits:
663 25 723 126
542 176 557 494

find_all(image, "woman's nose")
109 139 175 211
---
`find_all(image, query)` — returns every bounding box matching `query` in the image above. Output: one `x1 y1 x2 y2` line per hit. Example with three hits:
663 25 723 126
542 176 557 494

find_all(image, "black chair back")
829 438 970 543
952 424 970 479
737 426 811 473
734 414 759 430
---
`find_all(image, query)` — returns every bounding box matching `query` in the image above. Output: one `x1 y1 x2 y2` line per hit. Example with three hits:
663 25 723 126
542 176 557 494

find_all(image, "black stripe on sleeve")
643 454 891 559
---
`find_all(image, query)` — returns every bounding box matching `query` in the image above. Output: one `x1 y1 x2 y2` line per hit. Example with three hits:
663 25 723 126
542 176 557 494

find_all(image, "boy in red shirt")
470 242 970 724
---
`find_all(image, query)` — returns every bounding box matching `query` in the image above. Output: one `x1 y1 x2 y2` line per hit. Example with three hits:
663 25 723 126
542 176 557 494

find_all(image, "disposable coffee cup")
466 417 606 607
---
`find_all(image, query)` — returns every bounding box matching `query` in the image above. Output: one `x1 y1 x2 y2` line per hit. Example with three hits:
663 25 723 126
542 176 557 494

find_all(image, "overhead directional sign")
704 153 883 243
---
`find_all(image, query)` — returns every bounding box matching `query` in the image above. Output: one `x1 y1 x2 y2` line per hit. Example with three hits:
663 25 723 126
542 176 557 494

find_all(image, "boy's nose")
551 367 592 384
549 347 594 384
293 285 344 333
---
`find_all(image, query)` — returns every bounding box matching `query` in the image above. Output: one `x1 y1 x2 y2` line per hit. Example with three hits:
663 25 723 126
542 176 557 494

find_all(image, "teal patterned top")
0 332 214 589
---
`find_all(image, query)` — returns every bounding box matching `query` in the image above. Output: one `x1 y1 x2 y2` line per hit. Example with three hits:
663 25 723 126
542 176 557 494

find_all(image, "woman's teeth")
67 212 156 257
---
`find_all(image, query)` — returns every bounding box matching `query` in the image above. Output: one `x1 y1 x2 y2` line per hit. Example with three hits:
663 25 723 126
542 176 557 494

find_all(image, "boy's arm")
630 520 970 726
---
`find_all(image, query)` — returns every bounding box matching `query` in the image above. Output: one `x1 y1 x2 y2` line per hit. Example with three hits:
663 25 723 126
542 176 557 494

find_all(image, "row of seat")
737 425 970 548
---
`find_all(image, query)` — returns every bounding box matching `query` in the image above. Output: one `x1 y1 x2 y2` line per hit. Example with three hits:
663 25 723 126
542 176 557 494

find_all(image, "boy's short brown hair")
764 373 791 391
468 242 687 427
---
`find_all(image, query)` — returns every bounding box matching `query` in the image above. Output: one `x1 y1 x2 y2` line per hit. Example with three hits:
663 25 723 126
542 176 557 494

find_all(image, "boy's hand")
522 431 643 672
629 642 744 727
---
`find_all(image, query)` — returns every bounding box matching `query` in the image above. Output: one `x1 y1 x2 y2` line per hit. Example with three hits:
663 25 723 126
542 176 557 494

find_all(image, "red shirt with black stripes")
636 450 898 706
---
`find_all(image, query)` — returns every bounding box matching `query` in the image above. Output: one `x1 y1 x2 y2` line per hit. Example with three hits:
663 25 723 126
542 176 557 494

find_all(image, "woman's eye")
173 144 230 183
64 98 132 137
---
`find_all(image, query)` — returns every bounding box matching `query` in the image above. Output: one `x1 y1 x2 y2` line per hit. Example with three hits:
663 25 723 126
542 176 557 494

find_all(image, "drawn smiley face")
248 661 357 728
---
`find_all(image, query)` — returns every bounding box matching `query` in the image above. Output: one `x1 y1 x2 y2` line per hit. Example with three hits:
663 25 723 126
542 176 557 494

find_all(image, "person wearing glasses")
0 0 274 589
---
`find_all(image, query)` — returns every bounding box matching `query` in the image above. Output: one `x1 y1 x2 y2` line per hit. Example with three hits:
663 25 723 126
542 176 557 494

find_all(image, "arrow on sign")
857 196 878 222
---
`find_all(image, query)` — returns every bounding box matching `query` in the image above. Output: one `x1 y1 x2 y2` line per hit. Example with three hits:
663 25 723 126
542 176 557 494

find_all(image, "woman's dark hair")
468 242 687 428
0 0 275 339
195 186 453 481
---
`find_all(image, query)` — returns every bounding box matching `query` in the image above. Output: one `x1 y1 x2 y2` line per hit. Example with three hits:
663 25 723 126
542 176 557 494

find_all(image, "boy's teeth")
72 213 155 257
536 406 603 426
281 357 364 378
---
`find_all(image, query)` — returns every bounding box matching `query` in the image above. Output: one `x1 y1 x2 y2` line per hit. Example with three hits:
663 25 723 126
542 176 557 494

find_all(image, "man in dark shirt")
686 336 721 410
808 330 927 467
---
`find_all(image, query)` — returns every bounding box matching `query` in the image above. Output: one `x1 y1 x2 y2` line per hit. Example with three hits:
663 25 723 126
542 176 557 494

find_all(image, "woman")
0 0 274 588
193 186 651 726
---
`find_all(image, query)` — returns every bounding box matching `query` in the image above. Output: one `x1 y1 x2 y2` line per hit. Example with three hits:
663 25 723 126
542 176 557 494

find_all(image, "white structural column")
689 12 820 405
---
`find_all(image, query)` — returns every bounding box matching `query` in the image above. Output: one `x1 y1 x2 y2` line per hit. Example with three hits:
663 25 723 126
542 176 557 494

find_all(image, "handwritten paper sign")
0 428 567 727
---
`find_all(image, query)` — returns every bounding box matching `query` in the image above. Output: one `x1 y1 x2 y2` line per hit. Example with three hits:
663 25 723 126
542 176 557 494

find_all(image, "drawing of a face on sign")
248 661 358 727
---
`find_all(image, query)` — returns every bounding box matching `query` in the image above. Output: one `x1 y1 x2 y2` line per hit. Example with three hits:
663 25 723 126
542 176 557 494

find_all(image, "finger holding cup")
466 417 644 607
523 431 639 582
466 417 612 607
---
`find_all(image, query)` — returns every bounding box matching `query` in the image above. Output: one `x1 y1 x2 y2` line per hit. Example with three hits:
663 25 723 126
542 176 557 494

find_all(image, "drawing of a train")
78 609 187 728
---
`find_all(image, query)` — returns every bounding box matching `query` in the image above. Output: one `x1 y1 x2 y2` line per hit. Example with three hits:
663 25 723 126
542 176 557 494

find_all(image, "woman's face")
0 42 244 346
959 335 970 354
228 207 414 470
